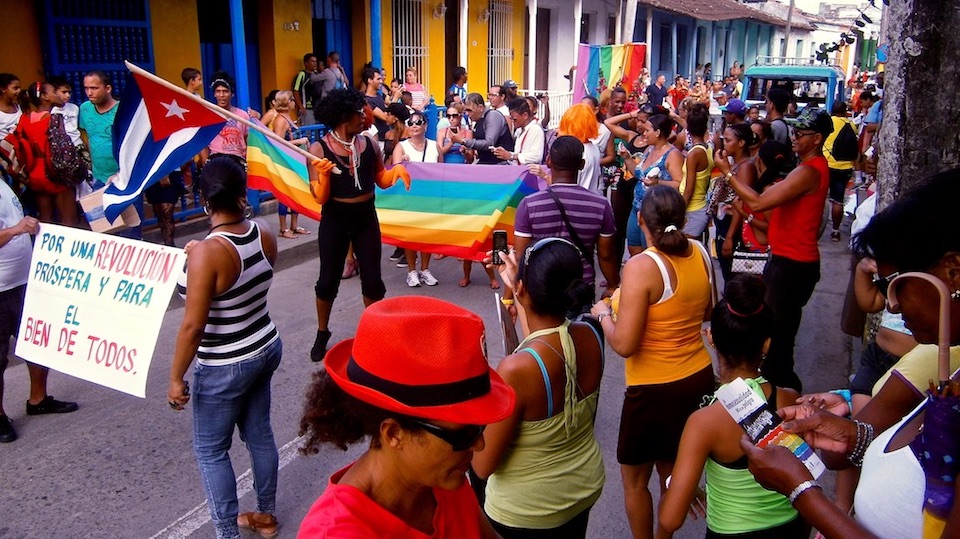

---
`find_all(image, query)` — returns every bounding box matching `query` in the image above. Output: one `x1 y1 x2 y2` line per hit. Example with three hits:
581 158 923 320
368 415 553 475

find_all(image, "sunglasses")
791 130 818 139
407 419 485 451
447 112 460 117
872 271 900 297
406 118 425 127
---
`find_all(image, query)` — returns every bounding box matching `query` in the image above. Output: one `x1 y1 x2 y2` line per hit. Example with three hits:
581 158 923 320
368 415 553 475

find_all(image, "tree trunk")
877 0 960 209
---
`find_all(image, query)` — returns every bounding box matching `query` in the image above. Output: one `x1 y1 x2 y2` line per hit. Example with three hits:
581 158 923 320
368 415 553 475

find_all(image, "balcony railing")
518 90 573 130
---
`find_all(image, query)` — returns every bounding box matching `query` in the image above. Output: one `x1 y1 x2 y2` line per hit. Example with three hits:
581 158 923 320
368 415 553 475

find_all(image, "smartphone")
492 230 508 265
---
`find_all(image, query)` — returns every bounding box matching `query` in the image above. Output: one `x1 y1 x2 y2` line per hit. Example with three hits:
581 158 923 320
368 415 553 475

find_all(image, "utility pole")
780 0 794 57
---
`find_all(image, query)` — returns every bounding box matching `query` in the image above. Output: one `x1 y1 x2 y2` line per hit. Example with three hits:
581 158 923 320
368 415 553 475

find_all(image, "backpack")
830 120 859 162
46 113 88 186
0 124 33 181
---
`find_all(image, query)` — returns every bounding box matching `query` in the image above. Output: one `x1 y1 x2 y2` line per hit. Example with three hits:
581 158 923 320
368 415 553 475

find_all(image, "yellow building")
0 0 527 111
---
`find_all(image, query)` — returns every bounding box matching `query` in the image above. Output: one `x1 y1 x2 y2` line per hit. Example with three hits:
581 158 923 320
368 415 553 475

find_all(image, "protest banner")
15 224 183 398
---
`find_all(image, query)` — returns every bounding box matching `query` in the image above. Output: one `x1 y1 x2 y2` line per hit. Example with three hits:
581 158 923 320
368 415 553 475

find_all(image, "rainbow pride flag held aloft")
573 42 647 102
376 163 541 261
246 124 320 220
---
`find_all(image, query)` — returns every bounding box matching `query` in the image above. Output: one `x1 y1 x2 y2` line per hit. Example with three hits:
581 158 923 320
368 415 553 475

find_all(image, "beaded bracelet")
848 419 875 468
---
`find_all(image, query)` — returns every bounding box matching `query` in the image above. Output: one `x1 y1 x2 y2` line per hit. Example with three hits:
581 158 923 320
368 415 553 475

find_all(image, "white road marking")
150 436 304 539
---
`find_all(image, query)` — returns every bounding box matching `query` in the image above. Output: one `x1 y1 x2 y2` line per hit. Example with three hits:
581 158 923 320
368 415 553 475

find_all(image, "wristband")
788 480 820 504
500 298 514 306
830 389 854 417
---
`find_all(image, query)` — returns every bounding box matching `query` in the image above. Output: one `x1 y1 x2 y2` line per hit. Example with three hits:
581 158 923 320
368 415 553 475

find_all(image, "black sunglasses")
447 112 460 117
407 419 485 451
406 118 425 127
872 271 900 297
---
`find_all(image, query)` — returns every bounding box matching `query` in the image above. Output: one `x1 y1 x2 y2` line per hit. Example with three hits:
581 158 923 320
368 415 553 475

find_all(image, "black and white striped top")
177 221 278 366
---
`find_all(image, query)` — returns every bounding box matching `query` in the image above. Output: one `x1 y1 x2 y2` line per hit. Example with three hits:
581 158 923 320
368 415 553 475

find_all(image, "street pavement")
0 210 855 538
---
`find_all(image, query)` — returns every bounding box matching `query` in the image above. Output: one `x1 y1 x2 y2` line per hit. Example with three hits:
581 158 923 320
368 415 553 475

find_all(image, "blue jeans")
192 337 282 539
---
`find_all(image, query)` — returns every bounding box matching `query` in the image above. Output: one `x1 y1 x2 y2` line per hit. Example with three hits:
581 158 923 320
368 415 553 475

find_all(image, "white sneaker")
418 269 438 286
406 270 421 287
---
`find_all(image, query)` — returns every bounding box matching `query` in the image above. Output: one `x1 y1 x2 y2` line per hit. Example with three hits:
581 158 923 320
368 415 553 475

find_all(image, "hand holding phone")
492 230 508 265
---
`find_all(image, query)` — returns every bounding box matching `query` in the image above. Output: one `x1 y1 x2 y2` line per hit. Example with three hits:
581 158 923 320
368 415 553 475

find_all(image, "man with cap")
713 98 747 150
715 106 833 392
501 79 518 102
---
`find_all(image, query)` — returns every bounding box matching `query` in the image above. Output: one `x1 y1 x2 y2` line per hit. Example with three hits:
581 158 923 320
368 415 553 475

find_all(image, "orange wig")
558 103 599 143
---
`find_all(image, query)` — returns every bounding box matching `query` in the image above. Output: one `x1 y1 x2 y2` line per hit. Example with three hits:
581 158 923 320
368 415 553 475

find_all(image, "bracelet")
725 172 735 180
745 214 754 224
788 480 821 504
597 311 613 323
848 419 875 468
830 389 854 417
500 298 514 306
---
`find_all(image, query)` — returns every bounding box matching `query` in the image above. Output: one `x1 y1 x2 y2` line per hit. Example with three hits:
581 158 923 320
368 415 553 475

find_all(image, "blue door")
313 0 354 84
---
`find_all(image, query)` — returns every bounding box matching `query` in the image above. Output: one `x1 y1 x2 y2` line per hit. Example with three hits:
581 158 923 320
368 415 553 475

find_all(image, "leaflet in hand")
715 377 825 479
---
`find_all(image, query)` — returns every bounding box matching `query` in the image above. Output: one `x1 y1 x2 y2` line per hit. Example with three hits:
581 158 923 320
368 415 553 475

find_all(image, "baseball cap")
720 98 747 116
502 79 518 89
788 106 834 136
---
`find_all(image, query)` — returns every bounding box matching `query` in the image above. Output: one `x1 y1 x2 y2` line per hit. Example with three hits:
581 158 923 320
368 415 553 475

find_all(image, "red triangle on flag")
134 73 226 141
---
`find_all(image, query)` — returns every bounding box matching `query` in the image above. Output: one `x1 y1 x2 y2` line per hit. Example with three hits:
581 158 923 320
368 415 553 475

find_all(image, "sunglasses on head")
406 118 425 127
407 418 485 451
519 237 582 283
872 271 900 297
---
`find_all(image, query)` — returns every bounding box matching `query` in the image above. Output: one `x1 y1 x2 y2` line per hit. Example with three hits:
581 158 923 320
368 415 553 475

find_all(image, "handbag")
731 247 770 275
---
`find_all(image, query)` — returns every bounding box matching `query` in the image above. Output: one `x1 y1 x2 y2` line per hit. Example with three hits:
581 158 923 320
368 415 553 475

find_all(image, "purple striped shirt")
514 183 616 284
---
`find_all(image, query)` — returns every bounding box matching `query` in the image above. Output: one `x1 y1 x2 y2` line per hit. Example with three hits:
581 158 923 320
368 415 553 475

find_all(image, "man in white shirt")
493 98 543 164
488 85 508 117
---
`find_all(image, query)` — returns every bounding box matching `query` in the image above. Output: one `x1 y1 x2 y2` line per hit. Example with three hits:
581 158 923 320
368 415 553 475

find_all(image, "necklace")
329 130 362 190
210 217 245 233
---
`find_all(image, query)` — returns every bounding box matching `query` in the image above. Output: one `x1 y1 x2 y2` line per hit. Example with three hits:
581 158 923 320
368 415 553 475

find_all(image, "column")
371 0 382 68
645 7 653 72
527 0 537 89
573 0 583 51
228 0 249 108
670 20 677 76
688 23 698 78
615 0 623 43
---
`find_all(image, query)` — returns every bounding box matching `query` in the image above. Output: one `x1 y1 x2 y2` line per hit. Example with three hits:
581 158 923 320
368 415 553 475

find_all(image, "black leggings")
489 505 593 539
314 198 386 302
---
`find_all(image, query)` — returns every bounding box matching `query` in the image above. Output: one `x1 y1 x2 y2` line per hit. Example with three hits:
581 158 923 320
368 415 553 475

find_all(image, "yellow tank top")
623 245 712 385
680 143 715 212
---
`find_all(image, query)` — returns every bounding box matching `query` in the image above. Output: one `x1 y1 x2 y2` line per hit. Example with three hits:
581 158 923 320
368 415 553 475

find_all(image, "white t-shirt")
592 123 611 157
52 102 82 145
0 105 23 138
496 104 509 118
513 122 544 165
577 141 602 194
0 180 32 291
399 138 440 163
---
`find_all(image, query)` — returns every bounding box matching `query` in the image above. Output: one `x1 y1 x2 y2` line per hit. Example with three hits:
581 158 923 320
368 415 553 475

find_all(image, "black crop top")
316 135 378 198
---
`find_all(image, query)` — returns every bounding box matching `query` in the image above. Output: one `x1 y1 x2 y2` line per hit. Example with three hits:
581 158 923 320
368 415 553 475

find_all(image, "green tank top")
704 377 798 534
484 321 605 529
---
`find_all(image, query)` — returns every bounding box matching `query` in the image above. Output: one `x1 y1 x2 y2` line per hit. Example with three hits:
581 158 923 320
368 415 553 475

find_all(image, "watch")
597 311 613 323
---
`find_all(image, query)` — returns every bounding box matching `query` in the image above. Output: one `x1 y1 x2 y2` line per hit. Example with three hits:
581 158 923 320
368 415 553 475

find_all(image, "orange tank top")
625 244 713 386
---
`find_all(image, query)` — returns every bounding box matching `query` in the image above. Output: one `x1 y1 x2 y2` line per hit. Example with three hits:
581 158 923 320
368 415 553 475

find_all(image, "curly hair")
313 87 366 128
558 103 599 143
299 368 424 453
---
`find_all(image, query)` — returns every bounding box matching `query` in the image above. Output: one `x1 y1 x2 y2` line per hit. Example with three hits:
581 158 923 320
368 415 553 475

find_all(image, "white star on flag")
161 99 190 120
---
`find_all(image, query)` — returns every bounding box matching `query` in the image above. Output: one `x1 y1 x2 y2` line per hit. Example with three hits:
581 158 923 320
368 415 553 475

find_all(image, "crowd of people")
3 50 958 539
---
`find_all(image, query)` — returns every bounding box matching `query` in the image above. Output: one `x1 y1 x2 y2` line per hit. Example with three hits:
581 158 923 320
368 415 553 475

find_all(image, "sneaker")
830 230 841 242
0 415 16 443
388 247 404 261
310 329 332 362
25 396 78 416
406 270 421 287
418 269 439 286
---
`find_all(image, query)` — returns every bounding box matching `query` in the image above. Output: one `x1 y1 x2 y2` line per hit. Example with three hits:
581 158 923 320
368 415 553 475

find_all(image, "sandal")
341 260 359 279
293 226 311 235
279 229 296 239
237 512 278 539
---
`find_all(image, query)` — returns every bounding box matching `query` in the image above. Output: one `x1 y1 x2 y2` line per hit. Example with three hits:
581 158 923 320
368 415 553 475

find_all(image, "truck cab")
743 56 846 113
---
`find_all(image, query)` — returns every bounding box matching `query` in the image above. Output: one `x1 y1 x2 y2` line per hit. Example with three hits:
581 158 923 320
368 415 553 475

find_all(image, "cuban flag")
104 72 226 221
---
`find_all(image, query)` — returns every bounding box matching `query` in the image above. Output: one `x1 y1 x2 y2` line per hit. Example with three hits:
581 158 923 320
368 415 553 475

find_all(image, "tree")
876 0 960 209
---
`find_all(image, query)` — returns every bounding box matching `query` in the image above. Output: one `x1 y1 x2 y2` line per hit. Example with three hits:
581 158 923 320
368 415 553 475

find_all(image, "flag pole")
124 61 321 164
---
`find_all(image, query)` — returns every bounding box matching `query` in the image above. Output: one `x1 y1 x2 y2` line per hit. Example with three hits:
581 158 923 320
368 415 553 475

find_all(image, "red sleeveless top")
767 155 829 262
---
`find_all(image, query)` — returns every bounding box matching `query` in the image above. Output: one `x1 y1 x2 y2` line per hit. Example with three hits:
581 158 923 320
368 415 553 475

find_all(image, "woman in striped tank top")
169 158 283 539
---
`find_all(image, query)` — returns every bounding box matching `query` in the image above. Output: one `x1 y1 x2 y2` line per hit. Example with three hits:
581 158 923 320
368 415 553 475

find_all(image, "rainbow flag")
376 163 541 261
574 42 647 102
246 124 320 220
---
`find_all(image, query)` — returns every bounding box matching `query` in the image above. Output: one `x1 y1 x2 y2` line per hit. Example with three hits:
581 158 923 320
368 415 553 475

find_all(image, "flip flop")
293 226 311 235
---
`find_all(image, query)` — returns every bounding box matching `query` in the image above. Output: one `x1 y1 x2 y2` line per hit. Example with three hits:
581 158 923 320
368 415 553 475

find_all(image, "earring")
243 203 253 219
202 204 211 216
952 290 960 302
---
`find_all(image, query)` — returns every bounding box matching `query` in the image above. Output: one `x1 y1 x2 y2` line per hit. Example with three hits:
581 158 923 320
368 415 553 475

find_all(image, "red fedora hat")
324 296 515 425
